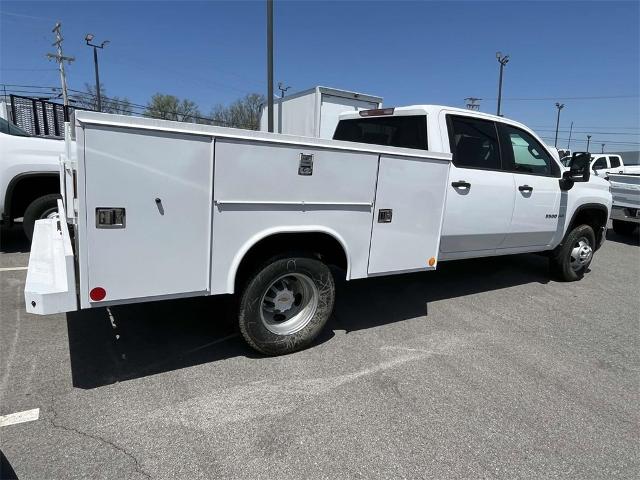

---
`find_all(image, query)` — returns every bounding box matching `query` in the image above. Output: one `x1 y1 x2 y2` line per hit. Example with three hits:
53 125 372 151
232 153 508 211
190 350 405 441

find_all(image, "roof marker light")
359 108 395 117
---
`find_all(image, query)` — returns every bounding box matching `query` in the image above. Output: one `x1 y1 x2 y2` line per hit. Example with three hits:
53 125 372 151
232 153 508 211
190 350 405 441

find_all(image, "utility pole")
586 135 592 152
464 97 481 110
266 0 274 132
567 121 573 150
496 52 509 116
46 22 74 120
277 82 290 98
85 33 109 112
601 143 605 153
554 102 564 148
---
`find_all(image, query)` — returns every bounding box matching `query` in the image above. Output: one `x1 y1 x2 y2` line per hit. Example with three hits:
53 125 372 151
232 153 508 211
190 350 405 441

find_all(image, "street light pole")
567 121 573 150
586 135 592 152
266 0 274 132
554 102 564 148
84 34 109 112
496 52 509 116
601 143 605 153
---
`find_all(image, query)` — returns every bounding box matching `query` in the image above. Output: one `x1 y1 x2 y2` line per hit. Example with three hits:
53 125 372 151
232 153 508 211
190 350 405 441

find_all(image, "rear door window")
333 115 428 150
447 115 501 170
609 156 621 168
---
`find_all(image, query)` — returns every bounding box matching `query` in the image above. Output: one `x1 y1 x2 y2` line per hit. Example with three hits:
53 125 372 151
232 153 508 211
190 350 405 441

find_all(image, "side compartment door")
83 126 213 303
497 123 561 248
368 154 450 275
440 115 515 253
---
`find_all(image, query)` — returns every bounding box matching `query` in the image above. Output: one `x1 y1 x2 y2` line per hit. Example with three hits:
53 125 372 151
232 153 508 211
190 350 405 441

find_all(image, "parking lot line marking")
0 408 40 427
0 266 28 272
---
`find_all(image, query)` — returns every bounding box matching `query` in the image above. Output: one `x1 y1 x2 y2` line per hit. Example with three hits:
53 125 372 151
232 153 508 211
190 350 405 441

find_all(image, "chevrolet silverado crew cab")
24 106 611 355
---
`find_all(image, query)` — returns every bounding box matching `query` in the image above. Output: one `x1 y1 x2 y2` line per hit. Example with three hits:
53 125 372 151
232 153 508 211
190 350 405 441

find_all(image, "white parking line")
0 266 28 272
0 408 40 427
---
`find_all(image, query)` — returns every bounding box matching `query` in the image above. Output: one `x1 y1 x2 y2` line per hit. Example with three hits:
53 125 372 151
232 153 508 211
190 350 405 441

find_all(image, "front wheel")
238 254 335 355
549 224 596 281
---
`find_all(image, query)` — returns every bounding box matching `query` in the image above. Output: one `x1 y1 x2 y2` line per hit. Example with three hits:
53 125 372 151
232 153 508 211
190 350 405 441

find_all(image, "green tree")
144 93 202 123
77 83 133 115
210 93 265 130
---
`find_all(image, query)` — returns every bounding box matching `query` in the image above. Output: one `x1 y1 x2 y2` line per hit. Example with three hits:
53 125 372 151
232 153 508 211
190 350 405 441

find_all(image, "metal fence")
7 95 81 137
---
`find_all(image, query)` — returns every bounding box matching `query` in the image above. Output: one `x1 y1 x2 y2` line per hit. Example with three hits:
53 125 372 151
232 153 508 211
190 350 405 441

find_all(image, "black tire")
23 194 61 241
238 254 335 355
612 220 637 236
549 224 596 282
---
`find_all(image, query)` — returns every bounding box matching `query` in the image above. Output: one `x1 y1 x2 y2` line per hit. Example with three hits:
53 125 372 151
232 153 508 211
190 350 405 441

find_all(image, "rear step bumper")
24 200 77 315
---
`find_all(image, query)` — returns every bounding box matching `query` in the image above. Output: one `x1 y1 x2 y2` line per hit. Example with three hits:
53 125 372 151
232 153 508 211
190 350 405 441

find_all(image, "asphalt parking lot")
1 224 638 480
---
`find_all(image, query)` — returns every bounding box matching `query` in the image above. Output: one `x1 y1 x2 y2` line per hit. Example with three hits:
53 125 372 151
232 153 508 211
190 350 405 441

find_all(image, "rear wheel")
549 224 595 281
238 254 335 355
612 220 637 236
22 194 61 241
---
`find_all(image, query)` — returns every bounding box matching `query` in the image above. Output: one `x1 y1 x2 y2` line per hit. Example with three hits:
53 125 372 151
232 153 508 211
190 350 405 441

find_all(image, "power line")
491 94 639 101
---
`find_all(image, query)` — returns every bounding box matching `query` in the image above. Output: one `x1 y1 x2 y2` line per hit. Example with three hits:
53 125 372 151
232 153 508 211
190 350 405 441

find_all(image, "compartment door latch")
96 208 126 229
378 209 393 223
298 153 313 176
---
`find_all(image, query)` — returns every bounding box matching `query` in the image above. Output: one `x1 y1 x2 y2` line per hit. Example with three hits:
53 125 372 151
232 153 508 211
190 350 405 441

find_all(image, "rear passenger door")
607 155 624 174
497 123 561 248
440 115 515 253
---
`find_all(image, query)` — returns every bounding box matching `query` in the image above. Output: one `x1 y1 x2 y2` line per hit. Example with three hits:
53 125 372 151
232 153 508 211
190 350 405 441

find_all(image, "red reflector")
90 287 106 302
359 108 395 117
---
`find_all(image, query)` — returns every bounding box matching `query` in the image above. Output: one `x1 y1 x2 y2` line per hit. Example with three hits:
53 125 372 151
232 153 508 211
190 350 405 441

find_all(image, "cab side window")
498 124 559 177
609 156 621 168
592 157 607 170
448 116 501 170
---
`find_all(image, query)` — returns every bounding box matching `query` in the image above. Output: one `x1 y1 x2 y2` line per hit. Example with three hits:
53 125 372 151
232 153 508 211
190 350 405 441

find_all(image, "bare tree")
211 93 265 130
76 83 133 115
145 93 202 123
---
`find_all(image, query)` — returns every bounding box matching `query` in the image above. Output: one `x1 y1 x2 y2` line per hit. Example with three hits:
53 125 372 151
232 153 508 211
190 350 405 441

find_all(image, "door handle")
451 180 471 188
518 185 533 192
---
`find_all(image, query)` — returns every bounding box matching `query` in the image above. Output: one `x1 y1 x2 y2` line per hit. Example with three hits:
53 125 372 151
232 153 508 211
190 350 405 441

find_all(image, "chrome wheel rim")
260 273 318 335
570 236 593 271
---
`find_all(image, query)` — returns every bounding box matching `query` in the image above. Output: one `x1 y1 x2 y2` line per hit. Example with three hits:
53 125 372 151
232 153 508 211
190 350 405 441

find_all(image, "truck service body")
25 105 612 355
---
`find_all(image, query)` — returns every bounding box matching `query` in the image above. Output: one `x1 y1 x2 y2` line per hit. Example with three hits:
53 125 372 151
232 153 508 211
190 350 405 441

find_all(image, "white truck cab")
0 117 64 239
24 106 611 355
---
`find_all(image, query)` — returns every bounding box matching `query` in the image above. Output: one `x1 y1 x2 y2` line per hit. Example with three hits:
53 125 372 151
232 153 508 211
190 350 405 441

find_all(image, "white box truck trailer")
259 86 383 138
25 106 611 355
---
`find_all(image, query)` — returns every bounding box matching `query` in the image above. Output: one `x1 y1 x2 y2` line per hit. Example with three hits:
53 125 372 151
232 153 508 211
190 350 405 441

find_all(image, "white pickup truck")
562 153 640 176
0 117 64 239
25 106 611 355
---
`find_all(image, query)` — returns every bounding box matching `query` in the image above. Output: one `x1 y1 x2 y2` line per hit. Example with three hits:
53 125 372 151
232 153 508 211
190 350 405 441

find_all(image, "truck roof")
338 104 532 131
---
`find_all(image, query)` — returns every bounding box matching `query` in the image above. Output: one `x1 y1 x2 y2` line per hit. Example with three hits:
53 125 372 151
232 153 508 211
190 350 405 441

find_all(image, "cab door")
497 124 561 249
440 114 515 254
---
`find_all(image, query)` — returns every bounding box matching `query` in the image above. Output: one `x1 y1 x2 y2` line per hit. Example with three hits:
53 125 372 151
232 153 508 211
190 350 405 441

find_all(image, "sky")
1 0 639 151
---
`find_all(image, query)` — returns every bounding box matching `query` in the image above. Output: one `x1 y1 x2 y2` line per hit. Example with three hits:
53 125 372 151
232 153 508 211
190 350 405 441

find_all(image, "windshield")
0 117 31 137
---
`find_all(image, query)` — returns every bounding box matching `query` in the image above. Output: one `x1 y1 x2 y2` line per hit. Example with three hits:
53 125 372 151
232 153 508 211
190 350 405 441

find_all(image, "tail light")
359 108 395 117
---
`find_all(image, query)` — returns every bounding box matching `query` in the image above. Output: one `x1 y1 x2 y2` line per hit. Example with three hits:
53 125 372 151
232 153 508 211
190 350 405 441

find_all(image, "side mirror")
560 153 591 190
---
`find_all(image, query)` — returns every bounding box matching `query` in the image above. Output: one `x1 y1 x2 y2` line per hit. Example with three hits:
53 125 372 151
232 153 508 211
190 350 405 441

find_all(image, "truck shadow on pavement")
606 228 640 246
66 253 553 389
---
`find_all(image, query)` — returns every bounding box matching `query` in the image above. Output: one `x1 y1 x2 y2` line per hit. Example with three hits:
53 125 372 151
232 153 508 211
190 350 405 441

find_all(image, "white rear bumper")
24 200 78 315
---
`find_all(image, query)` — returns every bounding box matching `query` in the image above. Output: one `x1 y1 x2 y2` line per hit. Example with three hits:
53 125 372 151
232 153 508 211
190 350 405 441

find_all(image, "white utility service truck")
25 106 611 355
